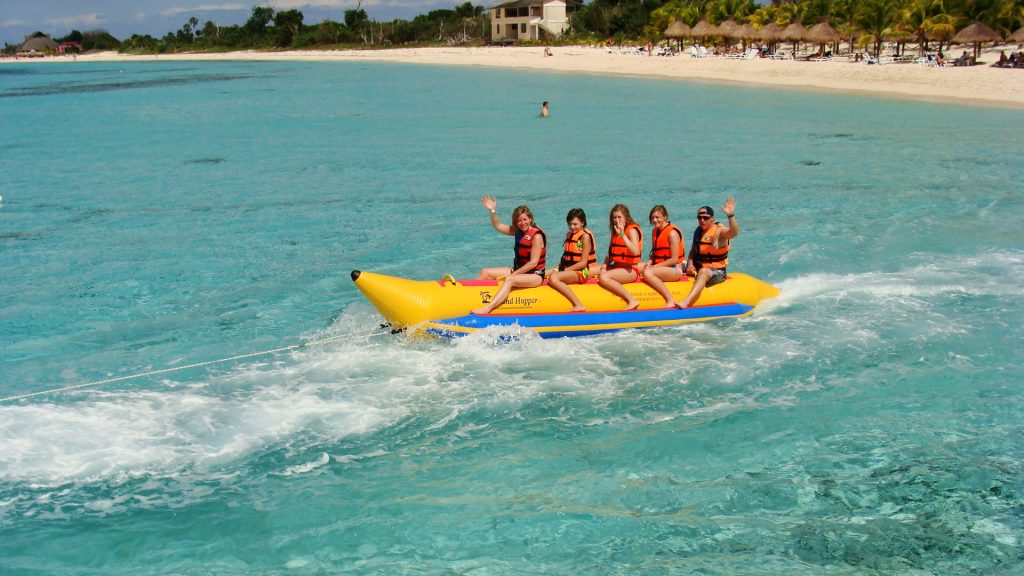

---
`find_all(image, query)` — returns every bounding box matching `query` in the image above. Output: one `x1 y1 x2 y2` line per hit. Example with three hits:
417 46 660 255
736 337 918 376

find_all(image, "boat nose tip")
351 270 361 282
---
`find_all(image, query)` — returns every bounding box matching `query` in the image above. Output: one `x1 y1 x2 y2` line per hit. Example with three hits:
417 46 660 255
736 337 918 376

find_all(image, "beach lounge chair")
744 48 760 60
689 45 711 58
952 53 972 66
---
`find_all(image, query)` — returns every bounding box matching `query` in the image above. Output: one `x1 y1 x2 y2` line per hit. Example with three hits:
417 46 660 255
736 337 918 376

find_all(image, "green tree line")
572 0 1024 53
119 2 489 53
5 0 1022 56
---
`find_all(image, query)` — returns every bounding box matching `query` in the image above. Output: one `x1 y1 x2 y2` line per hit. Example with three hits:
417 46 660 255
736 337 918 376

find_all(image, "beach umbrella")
757 22 782 41
952 21 1002 60
736 22 756 51
781 20 808 56
717 18 740 40
1011 27 1024 43
691 19 718 44
806 22 840 44
756 22 782 53
806 21 840 55
664 20 691 50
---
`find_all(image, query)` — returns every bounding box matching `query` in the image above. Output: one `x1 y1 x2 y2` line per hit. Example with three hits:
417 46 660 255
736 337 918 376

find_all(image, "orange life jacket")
514 226 547 273
607 223 643 268
649 222 682 265
694 222 728 269
558 228 597 271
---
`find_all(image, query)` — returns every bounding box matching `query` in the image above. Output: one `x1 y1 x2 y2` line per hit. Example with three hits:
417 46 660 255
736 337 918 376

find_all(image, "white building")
491 0 578 42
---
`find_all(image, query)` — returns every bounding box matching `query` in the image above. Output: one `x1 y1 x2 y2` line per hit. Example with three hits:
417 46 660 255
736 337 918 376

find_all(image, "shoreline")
5 45 1024 109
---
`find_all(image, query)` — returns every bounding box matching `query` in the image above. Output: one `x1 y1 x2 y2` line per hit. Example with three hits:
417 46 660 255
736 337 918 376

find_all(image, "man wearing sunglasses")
678 197 739 308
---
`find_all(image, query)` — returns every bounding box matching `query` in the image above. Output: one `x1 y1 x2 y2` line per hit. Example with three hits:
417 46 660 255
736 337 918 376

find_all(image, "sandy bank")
7 45 1024 109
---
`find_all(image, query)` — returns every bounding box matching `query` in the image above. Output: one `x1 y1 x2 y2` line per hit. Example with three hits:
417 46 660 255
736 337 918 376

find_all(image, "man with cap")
678 197 739 308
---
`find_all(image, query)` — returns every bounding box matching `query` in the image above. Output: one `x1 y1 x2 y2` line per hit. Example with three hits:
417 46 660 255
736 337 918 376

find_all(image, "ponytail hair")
566 208 587 227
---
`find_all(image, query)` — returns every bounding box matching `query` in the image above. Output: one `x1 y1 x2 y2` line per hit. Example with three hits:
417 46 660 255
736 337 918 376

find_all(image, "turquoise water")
1 60 1023 574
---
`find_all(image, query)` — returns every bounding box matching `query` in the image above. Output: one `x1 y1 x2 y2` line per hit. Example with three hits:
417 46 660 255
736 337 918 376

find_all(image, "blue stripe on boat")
424 303 754 339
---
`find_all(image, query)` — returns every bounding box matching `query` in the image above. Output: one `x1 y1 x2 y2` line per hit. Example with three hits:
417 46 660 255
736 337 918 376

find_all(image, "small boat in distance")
351 270 780 339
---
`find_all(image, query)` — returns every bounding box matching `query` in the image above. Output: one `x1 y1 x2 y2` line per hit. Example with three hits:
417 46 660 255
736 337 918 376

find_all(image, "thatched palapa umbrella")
1011 27 1024 43
806 21 840 55
781 20 808 56
736 22 756 40
952 21 1002 60
736 22 756 51
756 22 782 54
717 18 739 42
664 20 691 50
691 19 718 44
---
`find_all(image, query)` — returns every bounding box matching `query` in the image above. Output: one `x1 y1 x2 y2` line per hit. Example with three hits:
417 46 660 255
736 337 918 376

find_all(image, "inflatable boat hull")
351 270 778 339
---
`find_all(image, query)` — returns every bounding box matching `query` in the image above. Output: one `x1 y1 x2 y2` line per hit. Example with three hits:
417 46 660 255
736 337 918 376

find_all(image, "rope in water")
0 333 352 404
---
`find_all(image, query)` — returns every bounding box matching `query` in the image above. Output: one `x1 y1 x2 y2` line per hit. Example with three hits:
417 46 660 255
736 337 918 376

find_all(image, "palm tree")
827 0 859 54
651 1 702 31
899 0 938 55
706 0 757 23
856 0 900 56
925 12 961 53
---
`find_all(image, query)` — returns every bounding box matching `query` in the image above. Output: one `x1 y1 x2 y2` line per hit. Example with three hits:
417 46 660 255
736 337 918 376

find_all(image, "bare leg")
642 265 679 308
478 267 511 280
472 274 542 315
548 271 585 312
677 268 712 309
598 268 639 310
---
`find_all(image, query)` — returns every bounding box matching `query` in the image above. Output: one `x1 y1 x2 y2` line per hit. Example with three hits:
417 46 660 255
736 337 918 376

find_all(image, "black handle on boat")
351 270 361 282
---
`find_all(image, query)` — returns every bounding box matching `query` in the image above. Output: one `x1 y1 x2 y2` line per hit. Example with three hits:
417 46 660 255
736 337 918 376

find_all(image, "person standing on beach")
641 205 685 308
678 198 739 309
541 101 549 117
597 204 643 310
547 208 598 312
473 196 547 315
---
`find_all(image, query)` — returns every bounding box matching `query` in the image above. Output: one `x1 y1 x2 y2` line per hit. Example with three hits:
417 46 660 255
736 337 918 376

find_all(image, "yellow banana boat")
351 270 779 339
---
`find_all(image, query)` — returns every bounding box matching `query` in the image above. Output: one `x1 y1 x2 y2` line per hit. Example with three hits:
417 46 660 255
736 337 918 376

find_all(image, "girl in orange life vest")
546 208 599 312
597 204 644 311
678 197 739 309
641 205 685 308
473 195 547 315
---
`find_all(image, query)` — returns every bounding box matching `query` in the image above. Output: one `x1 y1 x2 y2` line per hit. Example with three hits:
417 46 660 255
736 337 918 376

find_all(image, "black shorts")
706 268 727 286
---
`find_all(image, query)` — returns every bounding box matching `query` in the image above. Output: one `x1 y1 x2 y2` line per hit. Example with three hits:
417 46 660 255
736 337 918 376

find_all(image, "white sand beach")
8 45 1024 108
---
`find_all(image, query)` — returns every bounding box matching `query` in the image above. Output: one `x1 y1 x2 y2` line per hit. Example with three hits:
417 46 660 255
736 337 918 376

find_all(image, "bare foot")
570 305 586 312
675 300 691 309
663 301 677 309
623 301 639 311
471 307 491 315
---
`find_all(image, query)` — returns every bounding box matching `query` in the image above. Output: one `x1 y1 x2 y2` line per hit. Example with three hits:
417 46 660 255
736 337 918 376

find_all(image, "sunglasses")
697 214 712 221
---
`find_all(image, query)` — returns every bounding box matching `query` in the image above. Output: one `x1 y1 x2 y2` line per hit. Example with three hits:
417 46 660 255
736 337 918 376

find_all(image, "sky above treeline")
0 0 460 46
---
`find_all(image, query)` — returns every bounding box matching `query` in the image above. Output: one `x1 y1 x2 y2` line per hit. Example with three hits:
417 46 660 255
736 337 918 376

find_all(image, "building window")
496 24 500 33
520 23 526 33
